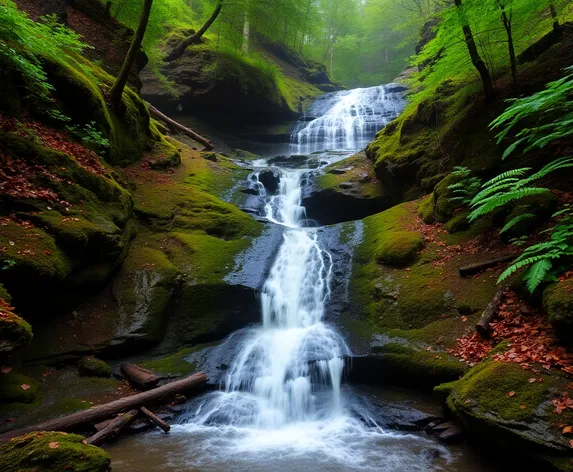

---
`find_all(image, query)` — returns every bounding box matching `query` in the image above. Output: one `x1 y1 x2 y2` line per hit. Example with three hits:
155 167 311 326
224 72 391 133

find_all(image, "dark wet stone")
258 169 280 194
438 424 465 444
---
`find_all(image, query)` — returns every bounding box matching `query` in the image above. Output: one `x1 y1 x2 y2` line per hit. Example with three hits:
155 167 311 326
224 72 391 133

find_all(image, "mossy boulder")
502 193 559 239
443 359 573 470
375 231 425 267
0 432 110 472
543 279 573 343
303 152 394 225
77 356 112 378
444 211 470 234
417 194 435 224
0 305 33 353
366 81 502 200
0 373 40 405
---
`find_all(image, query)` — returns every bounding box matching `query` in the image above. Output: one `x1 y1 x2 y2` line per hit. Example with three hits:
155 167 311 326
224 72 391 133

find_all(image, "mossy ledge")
0 432 111 472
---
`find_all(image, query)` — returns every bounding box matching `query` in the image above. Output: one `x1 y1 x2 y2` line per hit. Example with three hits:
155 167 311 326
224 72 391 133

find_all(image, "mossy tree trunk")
453 0 495 101
110 0 153 109
166 1 224 62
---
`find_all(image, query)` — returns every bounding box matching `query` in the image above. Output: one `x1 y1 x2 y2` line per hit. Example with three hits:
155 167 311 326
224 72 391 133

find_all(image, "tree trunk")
146 102 214 150
500 6 517 85
121 363 159 391
166 1 223 62
87 410 139 446
140 406 170 433
0 372 207 442
454 0 495 101
458 255 516 277
550 3 560 32
476 286 506 338
110 0 153 108
41 0 68 24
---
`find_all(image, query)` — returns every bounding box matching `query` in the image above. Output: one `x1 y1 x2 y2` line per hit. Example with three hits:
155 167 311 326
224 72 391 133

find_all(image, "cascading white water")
292 84 405 154
109 85 482 472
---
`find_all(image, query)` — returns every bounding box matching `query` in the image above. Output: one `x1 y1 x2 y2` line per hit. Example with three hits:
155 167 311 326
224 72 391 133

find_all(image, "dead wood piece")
476 286 506 338
140 406 170 433
0 372 207 442
87 409 139 446
458 255 515 277
147 103 214 151
121 362 159 390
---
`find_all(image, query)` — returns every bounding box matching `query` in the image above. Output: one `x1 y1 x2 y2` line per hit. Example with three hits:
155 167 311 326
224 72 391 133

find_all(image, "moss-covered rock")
366 81 502 200
502 193 559 239
444 359 573 470
0 302 33 353
444 211 470 234
0 373 40 406
77 356 112 378
303 152 394 225
543 279 573 343
0 432 110 472
417 194 435 224
375 231 425 267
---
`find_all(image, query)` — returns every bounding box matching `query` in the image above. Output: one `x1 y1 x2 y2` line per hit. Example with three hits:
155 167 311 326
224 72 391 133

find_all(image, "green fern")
500 213 535 234
446 166 482 209
498 205 573 293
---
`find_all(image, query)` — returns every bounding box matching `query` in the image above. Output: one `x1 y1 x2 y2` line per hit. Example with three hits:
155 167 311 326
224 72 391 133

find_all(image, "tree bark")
500 5 517 85
121 363 159 391
140 406 170 433
147 102 214 150
550 3 560 32
166 1 223 62
454 0 495 101
0 372 207 442
476 286 506 338
87 410 139 446
458 255 515 277
110 0 153 108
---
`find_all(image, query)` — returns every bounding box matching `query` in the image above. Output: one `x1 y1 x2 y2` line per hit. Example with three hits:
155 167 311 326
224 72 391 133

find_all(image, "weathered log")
459 256 515 277
121 363 159 390
0 372 207 442
87 409 139 446
146 103 214 151
140 406 170 433
476 286 506 338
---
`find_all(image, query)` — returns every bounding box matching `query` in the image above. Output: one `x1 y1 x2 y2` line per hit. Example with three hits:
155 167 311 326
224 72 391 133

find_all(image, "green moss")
0 432 110 472
444 211 471 234
278 75 323 114
417 194 435 224
366 82 500 197
45 58 157 166
433 174 462 223
0 307 33 353
0 373 40 405
373 343 467 388
543 279 573 342
139 344 214 376
77 356 112 378
375 230 425 267
0 284 11 303
50 397 92 415
434 380 457 400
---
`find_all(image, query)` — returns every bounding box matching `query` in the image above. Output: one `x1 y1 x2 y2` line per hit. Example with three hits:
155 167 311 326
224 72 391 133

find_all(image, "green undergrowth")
0 432 110 472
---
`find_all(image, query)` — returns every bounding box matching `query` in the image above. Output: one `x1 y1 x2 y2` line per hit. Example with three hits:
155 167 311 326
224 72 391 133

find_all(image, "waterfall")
292 84 405 154
163 84 453 471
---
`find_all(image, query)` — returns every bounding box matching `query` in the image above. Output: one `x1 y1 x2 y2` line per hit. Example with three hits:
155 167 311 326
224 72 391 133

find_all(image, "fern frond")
523 259 553 293
500 214 535 234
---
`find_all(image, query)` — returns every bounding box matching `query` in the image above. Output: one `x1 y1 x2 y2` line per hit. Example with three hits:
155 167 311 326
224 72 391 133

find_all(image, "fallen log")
140 406 170 433
459 255 515 277
121 363 159 390
476 286 506 338
87 409 139 446
0 372 207 442
146 102 214 151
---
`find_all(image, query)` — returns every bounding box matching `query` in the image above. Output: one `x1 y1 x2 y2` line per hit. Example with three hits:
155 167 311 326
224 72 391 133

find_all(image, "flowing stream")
109 86 497 472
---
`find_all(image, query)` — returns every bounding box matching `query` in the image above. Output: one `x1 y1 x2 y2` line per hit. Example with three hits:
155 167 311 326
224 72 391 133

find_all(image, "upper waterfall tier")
291 84 405 154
